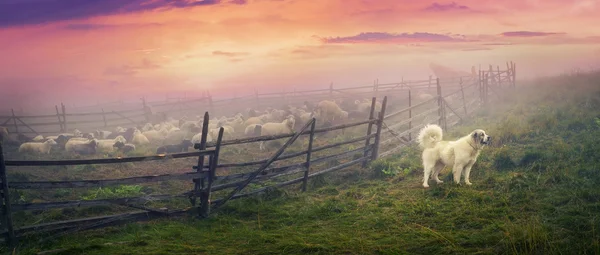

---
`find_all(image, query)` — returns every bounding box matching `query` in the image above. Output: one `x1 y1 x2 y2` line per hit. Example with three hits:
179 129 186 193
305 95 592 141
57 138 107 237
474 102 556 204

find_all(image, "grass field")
6 71 600 254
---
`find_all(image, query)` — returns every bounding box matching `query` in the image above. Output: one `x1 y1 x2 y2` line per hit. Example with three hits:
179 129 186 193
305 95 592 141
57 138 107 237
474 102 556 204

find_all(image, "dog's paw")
465 181 472 186
423 183 430 188
436 180 444 184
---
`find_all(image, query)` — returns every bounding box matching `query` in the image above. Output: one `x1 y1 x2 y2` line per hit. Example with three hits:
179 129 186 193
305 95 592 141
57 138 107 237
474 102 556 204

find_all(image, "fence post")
101 108 107 127
460 80 467 117
55 105 64 132
254 89 260 109
408 90 412 141
436 78 443 127
484 73 489 106
329 83 333 98
302 118 316 192
191 112 210 208
371 96 387 161
362 97 377 167
512 62 516 88
141 97 151 123
200 127 223 218
429 75 432 88
497 66 502 87
61 103 68 132
0 144 16 248
10 109 18 135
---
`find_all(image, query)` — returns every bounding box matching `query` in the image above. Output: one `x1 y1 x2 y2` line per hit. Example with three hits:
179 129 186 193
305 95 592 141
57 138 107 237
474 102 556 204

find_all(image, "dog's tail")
417 124 443 149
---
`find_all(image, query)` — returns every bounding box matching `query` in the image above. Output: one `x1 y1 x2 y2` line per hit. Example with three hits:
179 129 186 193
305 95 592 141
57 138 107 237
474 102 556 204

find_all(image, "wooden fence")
0 62 516 137
0 63 515 248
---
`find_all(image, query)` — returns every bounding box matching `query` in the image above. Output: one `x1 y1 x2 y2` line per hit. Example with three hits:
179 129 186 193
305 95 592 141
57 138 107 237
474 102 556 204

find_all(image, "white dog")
417 124 491 188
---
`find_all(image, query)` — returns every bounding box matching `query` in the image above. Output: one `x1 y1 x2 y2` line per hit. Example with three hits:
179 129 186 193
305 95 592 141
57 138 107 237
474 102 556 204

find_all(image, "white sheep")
95 136 127 153
209 125 234 139
142 128 169 143
260 116 296 136
132 129 150 145
191 132 213 144
355 100 382 113
244 116 264 126
32 135 45 142
141 123 154 132
19 139 58 155
244 124 262 137
315 100 345 122
0 127 7 143
94 130 112 139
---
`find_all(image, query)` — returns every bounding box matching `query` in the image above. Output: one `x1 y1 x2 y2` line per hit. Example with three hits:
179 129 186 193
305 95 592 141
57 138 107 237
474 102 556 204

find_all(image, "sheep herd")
0 92 440 158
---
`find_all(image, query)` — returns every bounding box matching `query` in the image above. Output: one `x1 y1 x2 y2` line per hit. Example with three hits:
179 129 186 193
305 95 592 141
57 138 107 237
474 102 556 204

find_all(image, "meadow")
5 71 600 254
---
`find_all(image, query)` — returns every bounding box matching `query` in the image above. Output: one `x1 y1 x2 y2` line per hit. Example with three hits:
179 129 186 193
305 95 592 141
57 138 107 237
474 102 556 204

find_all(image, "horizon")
1 0 599 112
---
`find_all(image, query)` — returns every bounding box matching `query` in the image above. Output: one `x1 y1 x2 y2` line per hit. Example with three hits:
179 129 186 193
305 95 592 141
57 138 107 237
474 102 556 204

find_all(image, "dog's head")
471 129 491 147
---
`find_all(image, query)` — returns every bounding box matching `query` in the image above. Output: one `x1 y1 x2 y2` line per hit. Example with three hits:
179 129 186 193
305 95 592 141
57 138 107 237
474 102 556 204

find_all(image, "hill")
11 71 600 255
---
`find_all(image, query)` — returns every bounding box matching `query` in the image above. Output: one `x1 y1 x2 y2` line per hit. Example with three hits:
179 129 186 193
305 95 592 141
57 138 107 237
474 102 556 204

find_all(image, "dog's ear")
472 132 479 139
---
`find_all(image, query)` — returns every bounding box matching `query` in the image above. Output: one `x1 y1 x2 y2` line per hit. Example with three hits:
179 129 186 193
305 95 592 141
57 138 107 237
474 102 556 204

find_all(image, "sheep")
141 123 154 132
69 139 98 155
94 130 112 139
260 116 296 136
95 136 127 153
191 132 213 144
131 129 150 145
0 127 8 143
156 140 194 154
355 100 382 113
315 100 345 122
32 135 45 142
244 116 264 126
209 125 234 139
107 128 135 142
244 124 262 137
18 139 57 155
142 128 169 143
113 141 136 153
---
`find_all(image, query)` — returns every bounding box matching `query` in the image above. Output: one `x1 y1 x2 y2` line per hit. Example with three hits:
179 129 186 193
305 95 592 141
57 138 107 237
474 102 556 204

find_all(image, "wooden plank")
205 118 377 147
371 96 388 160
387 107 439 131
11 193 186 211
384 96 438 119
5 150 215 166
213 146 367 189
9 172 208 189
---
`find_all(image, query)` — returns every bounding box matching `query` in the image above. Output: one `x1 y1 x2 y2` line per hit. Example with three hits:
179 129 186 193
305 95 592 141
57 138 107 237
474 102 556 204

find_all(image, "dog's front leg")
463 161 476 185
452 162 465 185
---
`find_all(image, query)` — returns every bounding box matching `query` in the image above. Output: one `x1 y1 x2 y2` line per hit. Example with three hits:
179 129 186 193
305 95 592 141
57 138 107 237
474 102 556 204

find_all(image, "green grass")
5 71 600 254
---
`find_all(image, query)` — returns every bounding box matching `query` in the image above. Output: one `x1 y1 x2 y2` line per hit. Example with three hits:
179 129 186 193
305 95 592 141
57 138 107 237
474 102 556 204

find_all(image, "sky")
0 0 599 111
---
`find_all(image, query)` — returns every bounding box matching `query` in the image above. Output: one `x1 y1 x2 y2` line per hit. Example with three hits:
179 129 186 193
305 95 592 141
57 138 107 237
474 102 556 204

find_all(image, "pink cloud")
319 32 471 44
501 31 565 37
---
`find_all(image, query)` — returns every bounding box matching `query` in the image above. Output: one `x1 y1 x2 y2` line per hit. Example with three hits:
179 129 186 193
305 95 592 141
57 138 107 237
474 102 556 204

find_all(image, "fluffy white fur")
314 100 345 122
95 136 127 153
417 124 491 188
19 139 58 154
132 129 150 145
191 132 213 144
244 124 262 137
1 127 9 143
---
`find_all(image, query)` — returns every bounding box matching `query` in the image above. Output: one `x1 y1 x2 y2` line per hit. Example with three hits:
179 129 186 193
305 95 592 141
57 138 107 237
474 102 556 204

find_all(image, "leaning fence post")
371 96 388 161
362 97 377 167
200 127 223 218
302 118 316 192
55 105 64 132
61 103 68 132
329 83 333 98
101 108 107 127
0 144 16 247
512 62 516 88
191 112 210 207
10 109 18 135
